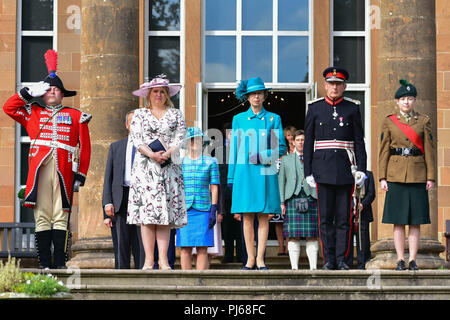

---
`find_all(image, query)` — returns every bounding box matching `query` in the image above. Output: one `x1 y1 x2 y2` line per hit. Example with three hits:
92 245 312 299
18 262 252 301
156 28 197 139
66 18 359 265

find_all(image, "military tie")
403 113 411 123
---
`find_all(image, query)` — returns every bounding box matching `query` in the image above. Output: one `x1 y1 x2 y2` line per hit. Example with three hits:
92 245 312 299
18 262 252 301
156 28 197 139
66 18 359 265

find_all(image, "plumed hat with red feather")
43 49 76 97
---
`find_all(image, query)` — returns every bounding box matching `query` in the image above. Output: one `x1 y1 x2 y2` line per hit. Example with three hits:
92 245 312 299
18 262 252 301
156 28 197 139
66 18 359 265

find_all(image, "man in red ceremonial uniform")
303 67 367 270
3 50 91 269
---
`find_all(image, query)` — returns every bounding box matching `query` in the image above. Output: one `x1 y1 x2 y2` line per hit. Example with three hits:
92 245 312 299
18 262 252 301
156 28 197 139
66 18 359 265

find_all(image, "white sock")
306 240 319 270
288 241 301 270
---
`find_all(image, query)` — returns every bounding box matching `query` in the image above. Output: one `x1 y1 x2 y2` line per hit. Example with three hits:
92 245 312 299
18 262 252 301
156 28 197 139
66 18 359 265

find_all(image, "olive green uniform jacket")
379 111 435 183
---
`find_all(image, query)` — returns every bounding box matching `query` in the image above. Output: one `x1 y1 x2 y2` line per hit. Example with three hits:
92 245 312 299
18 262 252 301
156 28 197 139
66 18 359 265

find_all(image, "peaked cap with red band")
43 49 77 97
323 66 349 82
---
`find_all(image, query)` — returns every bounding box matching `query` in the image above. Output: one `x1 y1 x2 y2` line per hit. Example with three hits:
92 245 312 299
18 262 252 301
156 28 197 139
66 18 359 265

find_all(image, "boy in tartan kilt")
279 130 319 270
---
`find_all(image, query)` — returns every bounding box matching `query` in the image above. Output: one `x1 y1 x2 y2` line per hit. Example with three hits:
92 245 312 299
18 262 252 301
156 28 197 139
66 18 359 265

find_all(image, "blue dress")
176 155 220 247
227 107 286 214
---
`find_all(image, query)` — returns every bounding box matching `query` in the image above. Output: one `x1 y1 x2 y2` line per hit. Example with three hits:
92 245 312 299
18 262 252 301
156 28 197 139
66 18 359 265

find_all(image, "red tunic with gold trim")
3 91 92 211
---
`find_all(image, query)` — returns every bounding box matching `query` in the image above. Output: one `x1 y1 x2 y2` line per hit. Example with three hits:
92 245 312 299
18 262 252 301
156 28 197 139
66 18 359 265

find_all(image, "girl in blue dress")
176 127 220 270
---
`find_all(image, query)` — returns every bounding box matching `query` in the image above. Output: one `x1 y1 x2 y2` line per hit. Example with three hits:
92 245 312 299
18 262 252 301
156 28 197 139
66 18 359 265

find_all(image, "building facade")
0 0 448 267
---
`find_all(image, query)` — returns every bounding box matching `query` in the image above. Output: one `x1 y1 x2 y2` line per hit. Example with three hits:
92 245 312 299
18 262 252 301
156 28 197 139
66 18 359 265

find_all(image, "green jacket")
279 152 317 203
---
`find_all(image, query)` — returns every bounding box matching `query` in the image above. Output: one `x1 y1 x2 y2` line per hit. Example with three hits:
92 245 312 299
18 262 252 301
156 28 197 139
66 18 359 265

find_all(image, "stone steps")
25 268 450 300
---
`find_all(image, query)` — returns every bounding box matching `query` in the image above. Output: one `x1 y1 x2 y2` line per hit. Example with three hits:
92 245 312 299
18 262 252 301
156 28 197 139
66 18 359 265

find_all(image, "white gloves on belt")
27 81 50 97
73 180 82 192
355 171 367 187
306 175 316 188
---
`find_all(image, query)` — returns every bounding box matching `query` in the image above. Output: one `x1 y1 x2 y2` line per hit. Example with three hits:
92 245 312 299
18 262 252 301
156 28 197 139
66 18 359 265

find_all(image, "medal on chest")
332 106 338 119
339 117 344 126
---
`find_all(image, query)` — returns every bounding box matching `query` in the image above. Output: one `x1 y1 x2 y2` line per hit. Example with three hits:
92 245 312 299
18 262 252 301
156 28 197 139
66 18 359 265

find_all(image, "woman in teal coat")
227 77 286 270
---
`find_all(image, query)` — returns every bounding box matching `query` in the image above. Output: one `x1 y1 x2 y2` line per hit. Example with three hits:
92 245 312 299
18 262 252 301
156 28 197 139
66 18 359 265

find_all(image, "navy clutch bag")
148 139 171 168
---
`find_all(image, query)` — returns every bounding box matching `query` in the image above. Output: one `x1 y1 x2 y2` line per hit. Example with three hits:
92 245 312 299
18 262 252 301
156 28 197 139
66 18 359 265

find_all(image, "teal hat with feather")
235 77 270 102
395 79 417 99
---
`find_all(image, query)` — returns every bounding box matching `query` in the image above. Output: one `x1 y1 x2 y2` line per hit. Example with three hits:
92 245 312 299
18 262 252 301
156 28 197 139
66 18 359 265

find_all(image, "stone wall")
436 0 450 245
0 0 16 222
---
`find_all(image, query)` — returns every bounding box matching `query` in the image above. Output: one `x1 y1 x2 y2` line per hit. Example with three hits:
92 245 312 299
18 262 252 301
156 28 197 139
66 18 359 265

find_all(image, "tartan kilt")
283 195 319 238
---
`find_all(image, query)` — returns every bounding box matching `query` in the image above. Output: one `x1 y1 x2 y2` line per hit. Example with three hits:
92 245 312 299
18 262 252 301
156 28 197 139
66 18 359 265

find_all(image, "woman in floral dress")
127 76 187 270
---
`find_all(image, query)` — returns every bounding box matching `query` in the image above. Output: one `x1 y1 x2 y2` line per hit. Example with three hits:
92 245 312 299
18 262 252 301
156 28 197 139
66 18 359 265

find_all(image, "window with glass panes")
204 0 312 88
145 0 184 109
16 0 56 222
331 0 371 167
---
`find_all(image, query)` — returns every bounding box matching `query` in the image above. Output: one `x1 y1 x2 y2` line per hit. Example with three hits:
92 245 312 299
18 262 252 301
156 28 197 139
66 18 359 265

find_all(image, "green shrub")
14 273 70 298
0 256 22 292
0 255 70 297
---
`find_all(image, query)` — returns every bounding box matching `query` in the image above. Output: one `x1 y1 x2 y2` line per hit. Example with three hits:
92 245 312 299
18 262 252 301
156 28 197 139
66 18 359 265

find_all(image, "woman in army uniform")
379 79 435 271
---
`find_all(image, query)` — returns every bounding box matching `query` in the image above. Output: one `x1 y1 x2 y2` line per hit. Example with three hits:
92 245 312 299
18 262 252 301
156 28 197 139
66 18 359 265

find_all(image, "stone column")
67 0 139 268
367 0 445 269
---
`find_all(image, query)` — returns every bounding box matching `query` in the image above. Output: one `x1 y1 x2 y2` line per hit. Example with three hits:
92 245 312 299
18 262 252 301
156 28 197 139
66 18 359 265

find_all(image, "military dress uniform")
379 110 435 225
303 67 367 270
2 50 92 268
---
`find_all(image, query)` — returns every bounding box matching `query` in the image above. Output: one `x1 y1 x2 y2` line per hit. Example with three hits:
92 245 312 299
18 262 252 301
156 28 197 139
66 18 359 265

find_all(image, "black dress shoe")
256 266 269 270
241 265 256 270
408 260 419 271
395 260 406 270
337 262 350 270
322 262 336 270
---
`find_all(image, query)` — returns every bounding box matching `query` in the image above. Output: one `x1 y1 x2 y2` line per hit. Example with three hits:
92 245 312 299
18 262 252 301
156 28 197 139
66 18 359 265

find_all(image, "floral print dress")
127 107 187 228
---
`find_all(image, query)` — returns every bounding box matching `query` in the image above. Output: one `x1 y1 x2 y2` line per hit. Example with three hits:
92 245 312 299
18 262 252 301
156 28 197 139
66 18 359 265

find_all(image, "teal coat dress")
227 107 286 214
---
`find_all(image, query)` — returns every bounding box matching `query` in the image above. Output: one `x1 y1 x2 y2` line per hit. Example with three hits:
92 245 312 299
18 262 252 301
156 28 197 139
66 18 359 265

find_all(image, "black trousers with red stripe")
316 183 354 266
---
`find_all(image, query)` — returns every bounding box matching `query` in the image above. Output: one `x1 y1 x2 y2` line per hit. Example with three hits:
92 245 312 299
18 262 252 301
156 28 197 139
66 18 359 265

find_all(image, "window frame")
15 0 58 222
330 0 371 170
202 0 314 90
144 0 185 114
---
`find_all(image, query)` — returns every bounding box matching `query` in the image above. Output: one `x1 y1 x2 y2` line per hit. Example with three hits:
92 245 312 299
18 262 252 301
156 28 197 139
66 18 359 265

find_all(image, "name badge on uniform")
270 115 273 122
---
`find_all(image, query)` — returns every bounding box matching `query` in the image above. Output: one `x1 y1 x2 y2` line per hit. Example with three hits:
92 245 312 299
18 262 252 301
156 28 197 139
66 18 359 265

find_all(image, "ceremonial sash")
389 115 424 154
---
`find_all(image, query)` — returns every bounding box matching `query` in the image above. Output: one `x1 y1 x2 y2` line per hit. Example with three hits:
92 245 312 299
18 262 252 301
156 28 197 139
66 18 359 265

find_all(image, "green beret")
395 79 417 99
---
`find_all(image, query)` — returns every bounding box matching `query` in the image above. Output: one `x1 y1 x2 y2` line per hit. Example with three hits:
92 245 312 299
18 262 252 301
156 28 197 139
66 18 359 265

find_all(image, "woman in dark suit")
379 79 435 271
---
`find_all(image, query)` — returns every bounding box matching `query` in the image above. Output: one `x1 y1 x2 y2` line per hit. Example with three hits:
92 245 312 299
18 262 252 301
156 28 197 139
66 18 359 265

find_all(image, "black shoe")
322 262 336 270
337 261 350 270
395 260 406 270
241 265 256 270
408 260 419 271
256 265 269 270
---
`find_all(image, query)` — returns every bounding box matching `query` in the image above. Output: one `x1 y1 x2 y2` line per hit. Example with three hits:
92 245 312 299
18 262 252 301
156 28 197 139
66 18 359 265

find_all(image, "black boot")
35 230 52 269
52 229 69 269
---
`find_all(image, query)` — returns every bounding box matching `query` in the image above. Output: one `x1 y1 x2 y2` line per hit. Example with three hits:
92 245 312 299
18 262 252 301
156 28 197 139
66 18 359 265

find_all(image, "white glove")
73 180 82 192
355 171 367 187
27 81 50 97
306 175 316 188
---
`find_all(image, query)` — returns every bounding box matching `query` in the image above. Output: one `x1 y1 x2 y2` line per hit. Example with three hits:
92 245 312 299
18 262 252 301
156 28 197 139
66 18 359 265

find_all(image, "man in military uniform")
303 67 367 270
3 50 91 269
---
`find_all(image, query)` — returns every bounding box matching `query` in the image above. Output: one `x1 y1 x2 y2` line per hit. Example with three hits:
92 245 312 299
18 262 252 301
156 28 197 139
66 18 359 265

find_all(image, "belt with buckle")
389 147 422 157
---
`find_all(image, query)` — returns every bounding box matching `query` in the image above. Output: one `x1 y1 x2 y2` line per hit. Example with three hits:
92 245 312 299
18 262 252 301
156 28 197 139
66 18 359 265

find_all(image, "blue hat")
235 77 270 101
185 127 204 140
183 127 211 148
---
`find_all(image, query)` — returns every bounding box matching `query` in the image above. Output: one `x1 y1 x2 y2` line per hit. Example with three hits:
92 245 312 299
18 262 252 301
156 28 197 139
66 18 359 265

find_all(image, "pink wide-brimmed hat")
132 75 182 97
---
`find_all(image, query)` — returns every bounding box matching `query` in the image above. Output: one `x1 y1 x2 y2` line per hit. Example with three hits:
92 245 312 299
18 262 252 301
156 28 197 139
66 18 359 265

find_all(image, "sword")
352 184 365 252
